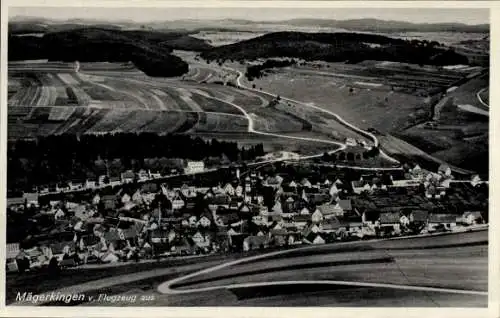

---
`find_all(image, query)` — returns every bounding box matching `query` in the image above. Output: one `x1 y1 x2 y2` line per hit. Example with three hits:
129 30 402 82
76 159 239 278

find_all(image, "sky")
9 7 489 25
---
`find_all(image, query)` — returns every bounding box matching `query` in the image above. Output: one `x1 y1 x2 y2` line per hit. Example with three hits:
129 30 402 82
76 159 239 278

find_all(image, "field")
242 66 430 133
7 62 353 157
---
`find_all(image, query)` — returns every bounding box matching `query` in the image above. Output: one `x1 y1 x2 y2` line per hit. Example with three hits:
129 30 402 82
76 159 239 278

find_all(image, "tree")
346 152 355 161
355 154 362 161
322 152 330 162
338 152 346 161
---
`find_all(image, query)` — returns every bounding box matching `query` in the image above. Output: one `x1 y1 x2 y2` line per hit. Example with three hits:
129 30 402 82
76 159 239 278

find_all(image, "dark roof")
244 235 269 247
379 212 400 224
412 211 429 222
338 199 352 211
141 183 158 193
122 171 135 179
322 217 342 230
429 214 457 223
270 228 288 236
293 214 311 223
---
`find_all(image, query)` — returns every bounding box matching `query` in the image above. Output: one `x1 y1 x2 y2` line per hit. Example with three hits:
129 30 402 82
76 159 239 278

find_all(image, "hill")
272 19 489 33
199 31 469 65
8 27 212 77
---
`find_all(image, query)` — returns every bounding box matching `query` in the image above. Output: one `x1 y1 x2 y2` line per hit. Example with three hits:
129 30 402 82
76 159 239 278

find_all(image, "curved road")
157 230 487 307
477 87 489 108
230 68 400 164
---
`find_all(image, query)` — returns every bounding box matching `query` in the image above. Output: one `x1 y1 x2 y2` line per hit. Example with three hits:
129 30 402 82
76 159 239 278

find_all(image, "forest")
200 31 469 66
7 133 265 193
7 27 214 77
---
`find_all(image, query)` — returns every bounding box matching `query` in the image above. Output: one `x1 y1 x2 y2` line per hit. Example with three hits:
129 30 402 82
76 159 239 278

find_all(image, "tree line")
245 59 297 81
7 133 265 193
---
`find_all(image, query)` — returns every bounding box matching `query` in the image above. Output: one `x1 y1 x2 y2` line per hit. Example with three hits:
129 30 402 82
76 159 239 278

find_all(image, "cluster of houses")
6 163 488 272
31 161 206 195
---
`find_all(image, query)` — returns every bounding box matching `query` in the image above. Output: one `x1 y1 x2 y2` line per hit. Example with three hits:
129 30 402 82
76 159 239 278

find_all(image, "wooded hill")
200 31 469 65
8 27 212 77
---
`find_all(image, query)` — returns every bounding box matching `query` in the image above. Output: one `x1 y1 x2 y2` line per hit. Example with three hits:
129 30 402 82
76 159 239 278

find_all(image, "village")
6 161 488 274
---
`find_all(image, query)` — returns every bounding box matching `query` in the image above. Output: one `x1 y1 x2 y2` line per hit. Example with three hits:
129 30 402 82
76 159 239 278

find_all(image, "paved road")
477 87 489 108
9 230 487 307
157 230 487 307
230 68 400 165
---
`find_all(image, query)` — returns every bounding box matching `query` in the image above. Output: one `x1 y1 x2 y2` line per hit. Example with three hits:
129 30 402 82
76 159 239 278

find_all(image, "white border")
0 1 498 318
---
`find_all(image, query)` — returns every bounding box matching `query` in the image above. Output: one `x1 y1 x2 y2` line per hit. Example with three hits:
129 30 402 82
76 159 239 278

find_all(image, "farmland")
7 62 354 157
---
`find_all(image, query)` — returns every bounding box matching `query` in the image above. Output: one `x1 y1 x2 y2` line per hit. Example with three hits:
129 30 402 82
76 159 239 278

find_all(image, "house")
460 211 483 225
92 194 101 205
301 178 312 188
271 201 283 214
345 137 357 147
324 179 331 186
171 193 185 210
265 176 283 189
185 161 205 174
69 180 84 190
235 185 243 197
98 175 108 186
379 212 401 234
318 203 343 218
138 169 150 182
320 217 343 233
121 170 135 184
300 207 310 215
197 215 212 228
410 210 429 224
102 195 118 211
293 214 311 229
142 183 159 193
243 236 269 251
149 171 162 179
428 213 457 231
192 231 211 248
224 183 235 196
289 181 298 188
86 179 97 189
109 176 121 187
121 193 131 205
311 208 324 224
438 164 452 177
54 208 65 220
329 184 339 196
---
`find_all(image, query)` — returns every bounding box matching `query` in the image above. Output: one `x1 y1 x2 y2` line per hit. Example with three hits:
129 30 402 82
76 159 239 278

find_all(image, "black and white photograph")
3 2 492 311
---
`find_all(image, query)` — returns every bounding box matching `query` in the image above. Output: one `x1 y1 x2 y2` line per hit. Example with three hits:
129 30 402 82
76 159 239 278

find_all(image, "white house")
54 208 65 220
312 234 326 244
300 207 310 215
345 138 357 147
121 193 131 204
235 185 243 197
272 201 283 214
289 181 298 188
185 161 205 174
197 216 212 228
329 184 339 196
311 209 324 224
86 179 97 189
172 194 185 210
188 215 198 227
301 179 312 188
192 231 211 248
471 175 482 187
92 194 101 205
224 183 235 196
